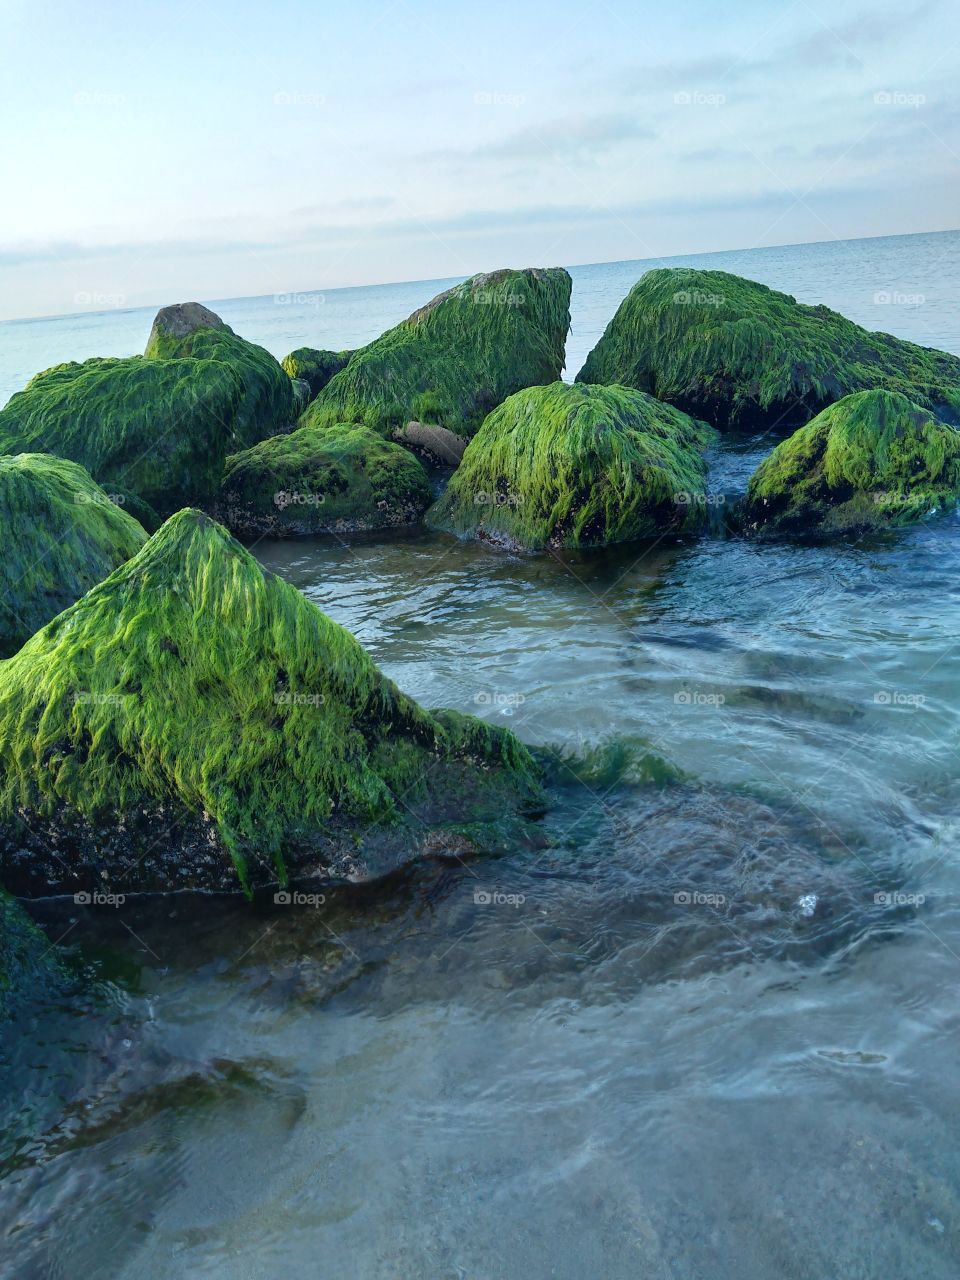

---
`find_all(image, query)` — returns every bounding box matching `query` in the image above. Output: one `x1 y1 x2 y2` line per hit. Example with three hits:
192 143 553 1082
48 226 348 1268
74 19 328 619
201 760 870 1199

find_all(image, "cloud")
427 112 656 164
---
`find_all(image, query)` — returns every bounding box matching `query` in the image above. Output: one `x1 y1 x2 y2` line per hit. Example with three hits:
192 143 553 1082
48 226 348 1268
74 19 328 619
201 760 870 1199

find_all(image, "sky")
0 0 957 321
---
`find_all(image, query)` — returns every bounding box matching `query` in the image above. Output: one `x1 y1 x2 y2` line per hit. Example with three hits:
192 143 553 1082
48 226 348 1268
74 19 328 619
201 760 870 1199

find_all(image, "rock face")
301 267 572 437
0 453 147 657
740 389 960 538
218 423 433 538
0 510 544 897
426 382 715 551
577 268 960 430
0 305 296 515
281 347 353 400
144 302 295 442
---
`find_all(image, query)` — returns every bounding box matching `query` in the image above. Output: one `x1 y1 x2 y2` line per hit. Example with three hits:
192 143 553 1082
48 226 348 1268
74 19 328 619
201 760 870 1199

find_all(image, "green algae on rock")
0 453 147 658
301 267 572 437
0 354 250 514
740 389 960 538
0 510 544 897
426 381 715 551
281 347 353 400
145 302 296 441
577 268 960 430
218 422 433 537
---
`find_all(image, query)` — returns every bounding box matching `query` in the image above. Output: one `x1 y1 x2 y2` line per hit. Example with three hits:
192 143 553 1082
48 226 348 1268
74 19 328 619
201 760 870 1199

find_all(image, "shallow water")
4 233 960 1278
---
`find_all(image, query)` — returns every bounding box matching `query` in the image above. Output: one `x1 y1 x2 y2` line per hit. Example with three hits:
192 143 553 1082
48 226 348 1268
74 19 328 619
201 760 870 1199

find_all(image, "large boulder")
281 347 353 400
301 267 572 437
740 389 960 538
577 268 960 430
0 355 247 514
426 381 715 551
218 423 433 538
145 302 296 441
0 453 147 657
0 510 544 897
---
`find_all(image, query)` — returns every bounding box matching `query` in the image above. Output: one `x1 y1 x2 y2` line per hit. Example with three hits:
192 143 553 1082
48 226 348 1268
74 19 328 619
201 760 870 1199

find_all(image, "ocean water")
3 231 960 1279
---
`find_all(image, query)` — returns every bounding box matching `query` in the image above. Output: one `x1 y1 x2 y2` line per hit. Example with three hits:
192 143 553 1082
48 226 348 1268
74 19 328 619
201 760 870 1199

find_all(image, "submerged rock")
426 381 715 551
0 889 62 1019
0 510 544 897
301 267 572 437
577 268 960 430
218 423 433 537
144 302 296 442
281 347 353 400
0 453 147 657
740 389 960 537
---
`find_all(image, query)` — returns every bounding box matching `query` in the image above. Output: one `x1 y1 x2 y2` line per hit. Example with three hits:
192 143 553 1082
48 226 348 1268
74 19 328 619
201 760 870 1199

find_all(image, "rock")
393 421 468 468
290 377 312 415
281 347 353 400
0 453 147 657
218 423 433 538
144 301 227 348
0 355 248 514
0 888 63 1020
0 510 544 897
144 302 295 442
301 267 572 437
577 268 960 430
426 381 715 551
740 389 960 537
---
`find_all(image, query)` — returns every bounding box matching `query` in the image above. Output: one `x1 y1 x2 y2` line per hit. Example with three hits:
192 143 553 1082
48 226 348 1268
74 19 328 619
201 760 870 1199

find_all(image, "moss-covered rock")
740 389 960 537
0 355 250 514
577 268 960 430
0 888 63 1020
426 381 715 551
0 453 147 657
0 510 544 897
218 423 433 537
302 267 572 437
281 347 353 400
145 302 295 441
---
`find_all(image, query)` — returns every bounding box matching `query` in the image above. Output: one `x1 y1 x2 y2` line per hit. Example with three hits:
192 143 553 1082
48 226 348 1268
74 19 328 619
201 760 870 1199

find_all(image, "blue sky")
0 0 957 320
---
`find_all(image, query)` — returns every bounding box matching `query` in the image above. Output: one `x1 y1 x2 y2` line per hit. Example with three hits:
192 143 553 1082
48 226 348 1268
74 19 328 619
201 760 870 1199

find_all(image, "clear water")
3 232 960 1279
